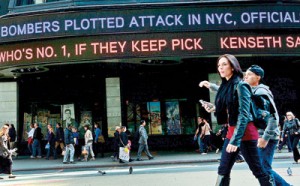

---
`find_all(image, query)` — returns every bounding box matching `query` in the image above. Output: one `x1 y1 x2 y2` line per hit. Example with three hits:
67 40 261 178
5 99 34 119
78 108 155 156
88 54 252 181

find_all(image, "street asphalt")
12 149 294 172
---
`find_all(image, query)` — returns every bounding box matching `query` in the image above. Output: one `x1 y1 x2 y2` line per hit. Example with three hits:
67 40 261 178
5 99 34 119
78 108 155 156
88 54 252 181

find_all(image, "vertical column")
0 82 17 128
105 77 121 137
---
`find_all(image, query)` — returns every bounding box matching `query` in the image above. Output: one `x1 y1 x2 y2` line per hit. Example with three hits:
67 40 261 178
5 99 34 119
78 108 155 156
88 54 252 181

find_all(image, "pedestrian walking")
282 111 300 163
72 127 81 161
200 54 275 185
0 124 16 179
8 124 16 150
194 117 204 153
26 123 35 155
136 120 154 161
245 65 291 185
111 126 121 161
45 124 55 160
54 123 65 159
83 124 95 161
63 124 75 164
94 122 104 158
31 123 43 159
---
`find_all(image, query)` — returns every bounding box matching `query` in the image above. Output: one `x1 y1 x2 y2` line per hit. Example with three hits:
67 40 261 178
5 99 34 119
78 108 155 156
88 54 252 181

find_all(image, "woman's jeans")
218 139 269 179
46 143 55 159
258 139 290 186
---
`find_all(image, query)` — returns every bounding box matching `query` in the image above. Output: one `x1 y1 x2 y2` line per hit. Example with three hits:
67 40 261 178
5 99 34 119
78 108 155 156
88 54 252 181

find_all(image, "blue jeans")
197 136 204 153
46 143 55 159
63 144 75 162
218 139 268 179
32 139 41 157
258 139 290 186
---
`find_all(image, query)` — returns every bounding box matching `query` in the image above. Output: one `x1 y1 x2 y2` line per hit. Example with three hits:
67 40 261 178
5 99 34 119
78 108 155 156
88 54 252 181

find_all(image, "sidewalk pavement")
12 150 294 172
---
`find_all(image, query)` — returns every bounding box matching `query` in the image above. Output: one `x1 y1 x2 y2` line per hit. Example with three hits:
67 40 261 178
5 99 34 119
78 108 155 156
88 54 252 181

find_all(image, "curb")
13 155 293 172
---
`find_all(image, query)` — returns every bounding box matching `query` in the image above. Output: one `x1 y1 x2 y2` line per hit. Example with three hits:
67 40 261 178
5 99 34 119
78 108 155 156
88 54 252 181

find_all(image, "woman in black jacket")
201 54 274 186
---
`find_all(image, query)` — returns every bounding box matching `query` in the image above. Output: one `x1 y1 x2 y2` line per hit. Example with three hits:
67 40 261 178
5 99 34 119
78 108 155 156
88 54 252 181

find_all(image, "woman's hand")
226 144 238 153
199 80 211 89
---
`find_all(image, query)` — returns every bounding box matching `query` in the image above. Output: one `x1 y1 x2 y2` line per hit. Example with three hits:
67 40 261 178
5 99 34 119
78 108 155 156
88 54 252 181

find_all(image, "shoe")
216 148 220 154
37 156 42 159
277 150 282 153
297 159 300 163
201 153 207 155
119 160 125 163
91 157 95 161
136 158 144 161
9 175 16 179
30 155 35 159
63 162 69 164
148 156 154 160
236 159 245 163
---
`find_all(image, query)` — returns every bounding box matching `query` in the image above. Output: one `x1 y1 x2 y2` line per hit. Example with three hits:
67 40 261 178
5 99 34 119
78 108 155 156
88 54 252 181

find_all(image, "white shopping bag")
119 147 130 161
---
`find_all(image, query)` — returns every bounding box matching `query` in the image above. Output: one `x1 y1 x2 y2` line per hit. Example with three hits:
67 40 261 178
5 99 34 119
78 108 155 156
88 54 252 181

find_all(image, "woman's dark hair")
84 124 90 129
140 120 145 124
217 54 243 79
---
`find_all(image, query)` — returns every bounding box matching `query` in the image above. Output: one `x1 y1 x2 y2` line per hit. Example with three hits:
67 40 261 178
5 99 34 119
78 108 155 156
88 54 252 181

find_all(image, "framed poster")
22 113 32 141
79 111 92 138
166 101 181 135
147 102 162 135
61 104 76 128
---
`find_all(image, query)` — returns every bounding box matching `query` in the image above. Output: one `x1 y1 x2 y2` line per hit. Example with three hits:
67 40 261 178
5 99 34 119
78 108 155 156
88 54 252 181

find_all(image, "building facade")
1 0 300 154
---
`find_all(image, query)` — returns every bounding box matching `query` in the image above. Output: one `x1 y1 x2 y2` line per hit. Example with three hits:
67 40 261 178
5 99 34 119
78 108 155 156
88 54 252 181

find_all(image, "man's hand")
257 138 268 148
226 144 238 153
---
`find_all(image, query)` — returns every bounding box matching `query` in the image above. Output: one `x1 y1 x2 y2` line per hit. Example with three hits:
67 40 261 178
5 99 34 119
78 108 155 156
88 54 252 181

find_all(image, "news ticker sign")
0 31 299 67
0 4 300 43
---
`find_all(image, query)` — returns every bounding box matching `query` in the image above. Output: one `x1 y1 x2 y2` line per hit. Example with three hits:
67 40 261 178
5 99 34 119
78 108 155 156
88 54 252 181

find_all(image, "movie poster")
166 101 181 135
22 113 32 141
61 104 76 128
36 109 50 139
147 102 162 135
79 111 92 138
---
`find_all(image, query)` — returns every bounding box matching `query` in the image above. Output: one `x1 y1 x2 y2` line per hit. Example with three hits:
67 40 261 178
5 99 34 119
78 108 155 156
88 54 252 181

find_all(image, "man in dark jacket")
54 123 64 159
63 124 75 164
31 123 42 158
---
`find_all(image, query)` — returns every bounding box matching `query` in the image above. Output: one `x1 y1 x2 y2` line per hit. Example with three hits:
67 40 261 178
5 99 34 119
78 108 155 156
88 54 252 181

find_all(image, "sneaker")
216 148 220 154
30 156 35 159
37 156 42 159
91 157 95 161
201 153 207 155
8 175 16 179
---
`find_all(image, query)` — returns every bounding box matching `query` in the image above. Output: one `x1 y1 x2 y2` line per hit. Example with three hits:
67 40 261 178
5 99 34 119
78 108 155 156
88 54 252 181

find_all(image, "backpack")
251 87 276 129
